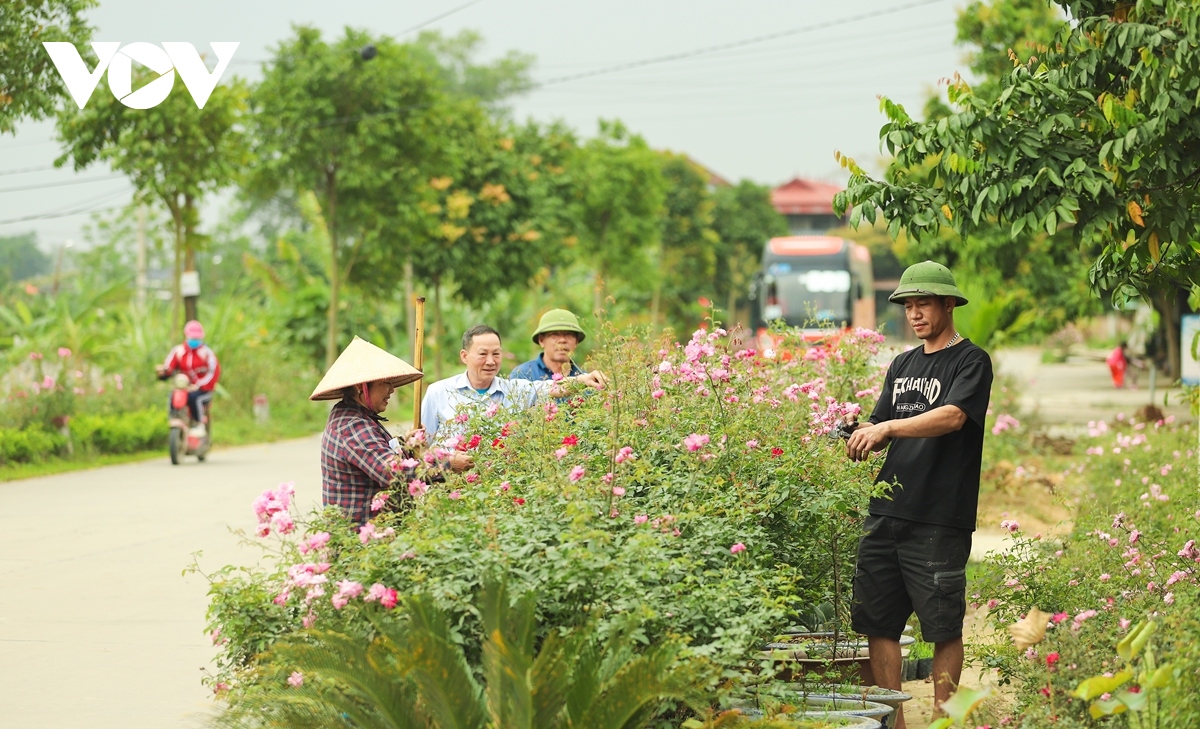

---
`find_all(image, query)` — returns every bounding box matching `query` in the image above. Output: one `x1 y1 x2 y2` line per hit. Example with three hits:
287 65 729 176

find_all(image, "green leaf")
939 685 990 725
1117 621 1155 661
1075 669 1134 700
1142 663 1175 690
1116 687 1149 712
1090 696 1130 719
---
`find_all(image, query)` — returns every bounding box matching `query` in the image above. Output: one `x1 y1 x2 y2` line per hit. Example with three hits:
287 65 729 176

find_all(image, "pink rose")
612 486 626 496
288 672 304 687
57 347 71 358
730 542 746 555
682 433 710 452
568 465 585 483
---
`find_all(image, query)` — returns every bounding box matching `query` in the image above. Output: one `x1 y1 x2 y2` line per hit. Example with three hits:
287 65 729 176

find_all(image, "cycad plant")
214 579 711 729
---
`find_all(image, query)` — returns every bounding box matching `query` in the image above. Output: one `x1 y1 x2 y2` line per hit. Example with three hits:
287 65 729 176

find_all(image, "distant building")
770 177 846 234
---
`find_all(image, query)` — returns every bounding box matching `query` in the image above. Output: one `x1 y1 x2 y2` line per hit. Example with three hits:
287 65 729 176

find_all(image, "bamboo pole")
412 296 426 430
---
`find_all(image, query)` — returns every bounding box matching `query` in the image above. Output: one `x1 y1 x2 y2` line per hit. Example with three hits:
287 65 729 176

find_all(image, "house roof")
771 177 844 215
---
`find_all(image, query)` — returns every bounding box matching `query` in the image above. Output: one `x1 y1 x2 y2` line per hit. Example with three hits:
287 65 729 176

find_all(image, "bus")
749 236 874 343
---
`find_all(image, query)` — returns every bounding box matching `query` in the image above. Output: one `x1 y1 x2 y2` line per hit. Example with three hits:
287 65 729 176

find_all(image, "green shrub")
72 409 165 454
201 326 891 696
971 418 1199 727
0 426 66 464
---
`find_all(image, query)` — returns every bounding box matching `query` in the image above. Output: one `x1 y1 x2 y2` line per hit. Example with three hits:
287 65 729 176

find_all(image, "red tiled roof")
771 177 844 215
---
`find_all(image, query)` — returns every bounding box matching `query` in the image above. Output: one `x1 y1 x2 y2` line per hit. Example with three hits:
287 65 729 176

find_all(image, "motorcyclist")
156 320 221 433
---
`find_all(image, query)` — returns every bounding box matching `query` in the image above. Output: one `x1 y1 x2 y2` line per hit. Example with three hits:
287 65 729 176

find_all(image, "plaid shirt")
320 400 418 525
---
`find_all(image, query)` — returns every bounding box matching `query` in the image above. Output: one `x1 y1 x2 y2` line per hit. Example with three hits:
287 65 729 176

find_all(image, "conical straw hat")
309 336 423 401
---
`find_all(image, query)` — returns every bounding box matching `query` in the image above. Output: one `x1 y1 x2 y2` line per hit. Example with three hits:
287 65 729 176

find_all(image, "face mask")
186 338 203 349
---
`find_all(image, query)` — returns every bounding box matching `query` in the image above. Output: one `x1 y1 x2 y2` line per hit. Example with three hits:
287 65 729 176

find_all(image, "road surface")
0 435 324 728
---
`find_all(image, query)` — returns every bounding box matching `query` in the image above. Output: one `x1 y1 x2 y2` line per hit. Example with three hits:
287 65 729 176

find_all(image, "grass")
0 405 327 483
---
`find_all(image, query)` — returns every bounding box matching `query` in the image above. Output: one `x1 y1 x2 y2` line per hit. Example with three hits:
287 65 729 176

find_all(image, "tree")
410 29 534 112
0 0 95 135
55 67 247 328
711 181 789 329
651 154 719 333
247 26 455 368
0 233 51 287
572 121 667 315
836 0 1200 375
876 0 1098 341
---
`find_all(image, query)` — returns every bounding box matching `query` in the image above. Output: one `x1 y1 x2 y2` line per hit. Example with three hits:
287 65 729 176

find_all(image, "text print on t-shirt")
892 376 942 413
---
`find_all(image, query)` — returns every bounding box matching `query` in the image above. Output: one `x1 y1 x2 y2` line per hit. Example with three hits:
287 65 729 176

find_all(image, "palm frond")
403 595 489 729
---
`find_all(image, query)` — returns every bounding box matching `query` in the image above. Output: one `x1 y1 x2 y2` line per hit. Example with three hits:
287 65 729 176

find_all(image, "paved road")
0 435 324 729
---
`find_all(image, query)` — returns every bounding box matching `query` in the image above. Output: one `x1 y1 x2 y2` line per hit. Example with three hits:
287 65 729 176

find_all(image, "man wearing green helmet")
844 260 993 728
510 308 587 381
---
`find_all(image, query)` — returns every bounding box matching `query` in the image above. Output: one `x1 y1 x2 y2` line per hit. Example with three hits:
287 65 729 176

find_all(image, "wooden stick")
412 296 426 430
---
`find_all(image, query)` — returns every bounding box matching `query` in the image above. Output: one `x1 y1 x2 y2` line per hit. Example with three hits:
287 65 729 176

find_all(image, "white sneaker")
189 424 207 439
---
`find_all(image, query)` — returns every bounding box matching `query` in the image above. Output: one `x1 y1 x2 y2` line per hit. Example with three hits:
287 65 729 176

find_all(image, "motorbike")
168 373 212 465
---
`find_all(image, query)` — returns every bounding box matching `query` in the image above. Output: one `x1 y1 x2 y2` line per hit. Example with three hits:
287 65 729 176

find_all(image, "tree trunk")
183 194 198 323
1151 289 1182 379
405 258 415 354
725 271 739 331
325 174 340 370
593 266 604 316
649 242 663 328
170 200 184 333
433 279 444 381
135 204 147 310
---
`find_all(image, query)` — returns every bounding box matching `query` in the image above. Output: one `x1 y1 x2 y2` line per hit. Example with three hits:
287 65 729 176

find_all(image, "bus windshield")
762 267 852 327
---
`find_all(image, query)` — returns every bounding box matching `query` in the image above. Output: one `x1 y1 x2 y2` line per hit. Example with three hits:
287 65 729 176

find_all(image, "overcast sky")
0 0 967 251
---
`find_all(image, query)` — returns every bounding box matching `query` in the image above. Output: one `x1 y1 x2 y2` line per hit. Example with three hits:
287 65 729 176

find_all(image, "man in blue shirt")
510 309 586 382
421 324 605 442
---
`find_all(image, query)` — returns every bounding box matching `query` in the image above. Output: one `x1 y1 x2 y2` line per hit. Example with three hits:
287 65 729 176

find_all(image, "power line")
0 164 58 177
400 0 489 35
232 0 491 65
0 187 131 225
534 0 947 88
0 173 125 195
259 1 950 136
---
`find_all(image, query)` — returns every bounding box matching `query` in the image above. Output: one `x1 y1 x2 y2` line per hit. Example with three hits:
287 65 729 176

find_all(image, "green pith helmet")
531 309 585 344
889 260 969 306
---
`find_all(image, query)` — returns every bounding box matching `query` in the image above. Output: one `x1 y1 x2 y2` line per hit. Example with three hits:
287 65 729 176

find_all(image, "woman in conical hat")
311 336 470 525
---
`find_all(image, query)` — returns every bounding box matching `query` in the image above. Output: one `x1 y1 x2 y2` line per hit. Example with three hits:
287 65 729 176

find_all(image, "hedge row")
0 409 165 465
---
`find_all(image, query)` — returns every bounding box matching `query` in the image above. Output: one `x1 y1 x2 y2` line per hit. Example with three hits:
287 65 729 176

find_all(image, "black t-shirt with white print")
867 340 993 531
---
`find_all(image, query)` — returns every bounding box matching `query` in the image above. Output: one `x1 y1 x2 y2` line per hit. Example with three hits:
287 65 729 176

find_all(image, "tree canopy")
0 0 95 135
836 0 1200 369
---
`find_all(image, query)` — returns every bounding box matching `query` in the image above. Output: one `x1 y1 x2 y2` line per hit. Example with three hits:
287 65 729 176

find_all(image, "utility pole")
136 204 147 309
52 239 73 296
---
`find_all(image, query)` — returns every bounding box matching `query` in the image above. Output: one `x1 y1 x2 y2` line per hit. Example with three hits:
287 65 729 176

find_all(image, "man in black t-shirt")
844 260 993 729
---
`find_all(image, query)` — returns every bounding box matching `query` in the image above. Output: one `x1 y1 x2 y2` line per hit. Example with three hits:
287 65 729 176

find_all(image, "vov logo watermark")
42 42 240 110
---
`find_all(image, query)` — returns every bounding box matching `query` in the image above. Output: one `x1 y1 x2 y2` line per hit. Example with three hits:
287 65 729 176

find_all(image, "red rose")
461 434 482 451
1045 652 1060 667
562 434 579 446
492 438 504 449
513 497 526 505
770 447 784 457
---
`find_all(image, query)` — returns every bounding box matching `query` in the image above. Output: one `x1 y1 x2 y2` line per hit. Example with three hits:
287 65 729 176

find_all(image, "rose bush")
970 415 1199 727
200 325 892 700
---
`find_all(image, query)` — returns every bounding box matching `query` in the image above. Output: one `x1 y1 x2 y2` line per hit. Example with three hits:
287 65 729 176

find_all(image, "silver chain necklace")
944 331 962 349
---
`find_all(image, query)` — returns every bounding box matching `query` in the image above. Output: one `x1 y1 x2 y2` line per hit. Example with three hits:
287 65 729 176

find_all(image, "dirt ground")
898 608 1005 728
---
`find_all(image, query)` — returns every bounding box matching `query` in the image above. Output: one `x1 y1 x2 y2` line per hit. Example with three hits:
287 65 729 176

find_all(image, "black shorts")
850 514 972 644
